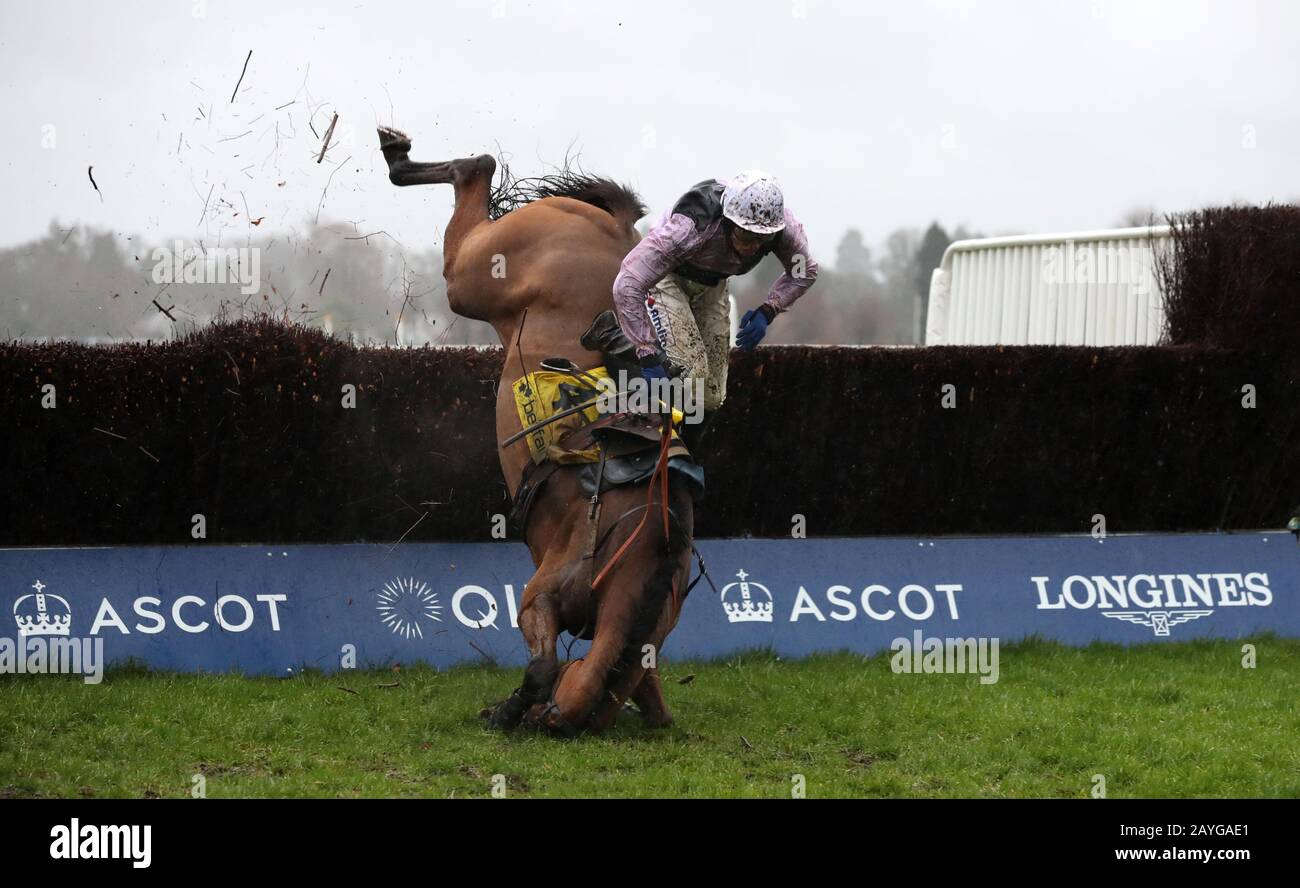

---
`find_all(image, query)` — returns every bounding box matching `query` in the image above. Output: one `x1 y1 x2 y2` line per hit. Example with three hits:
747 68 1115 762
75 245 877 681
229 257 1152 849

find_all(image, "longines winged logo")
376 576 442 639
1102 609 1213 637
720 570 773 624
13 580 72 637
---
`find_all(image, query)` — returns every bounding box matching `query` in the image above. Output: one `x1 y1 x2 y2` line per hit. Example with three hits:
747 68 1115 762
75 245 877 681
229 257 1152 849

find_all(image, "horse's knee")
453 153 496 185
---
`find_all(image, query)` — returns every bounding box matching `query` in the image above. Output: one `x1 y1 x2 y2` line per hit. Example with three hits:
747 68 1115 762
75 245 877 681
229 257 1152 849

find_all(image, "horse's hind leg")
630 665 674 728
586 624 675 731
533 585 638 734
537 563 683 734
581 663 673 733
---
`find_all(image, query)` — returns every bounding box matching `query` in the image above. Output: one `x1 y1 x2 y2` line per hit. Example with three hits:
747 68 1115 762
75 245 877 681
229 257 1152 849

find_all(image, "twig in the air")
314 154 351 224
198 184 214 225
393 259 413 345
152 299 177 322
318 268 331 297
435 316 459 346
386 511 427 554
343 230 402 246
230 50 252 103
317 111 339 163
88 166 103 202
467 640 498 667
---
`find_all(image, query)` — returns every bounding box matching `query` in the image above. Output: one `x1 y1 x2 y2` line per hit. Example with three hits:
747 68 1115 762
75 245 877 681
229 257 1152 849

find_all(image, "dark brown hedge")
2 318 1295 543
1159 204 1300 352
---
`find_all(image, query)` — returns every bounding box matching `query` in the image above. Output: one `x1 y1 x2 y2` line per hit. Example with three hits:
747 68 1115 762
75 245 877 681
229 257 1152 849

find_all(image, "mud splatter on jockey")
611 171 819 449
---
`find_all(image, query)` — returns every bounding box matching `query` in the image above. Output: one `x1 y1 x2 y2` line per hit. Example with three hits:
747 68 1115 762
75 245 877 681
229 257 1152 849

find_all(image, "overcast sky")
1 0 1296 261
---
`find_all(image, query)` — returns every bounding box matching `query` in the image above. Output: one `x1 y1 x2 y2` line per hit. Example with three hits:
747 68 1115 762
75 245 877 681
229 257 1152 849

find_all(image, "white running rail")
925 226 1172 346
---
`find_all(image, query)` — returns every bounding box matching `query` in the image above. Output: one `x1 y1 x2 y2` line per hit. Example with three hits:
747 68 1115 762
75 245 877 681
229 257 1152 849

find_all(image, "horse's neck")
493 304 597 377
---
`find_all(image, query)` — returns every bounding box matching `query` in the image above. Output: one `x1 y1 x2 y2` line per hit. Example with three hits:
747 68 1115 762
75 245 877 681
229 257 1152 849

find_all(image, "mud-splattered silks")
642 273 732 411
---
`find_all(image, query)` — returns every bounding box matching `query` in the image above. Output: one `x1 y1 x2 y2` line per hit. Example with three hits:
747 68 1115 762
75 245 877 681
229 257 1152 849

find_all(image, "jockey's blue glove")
737 304 776 350
641 362 669 381
639 349 670 382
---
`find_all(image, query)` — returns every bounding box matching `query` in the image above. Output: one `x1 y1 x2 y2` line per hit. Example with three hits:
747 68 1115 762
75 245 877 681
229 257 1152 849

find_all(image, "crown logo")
13 580 72 637
720 570 773 624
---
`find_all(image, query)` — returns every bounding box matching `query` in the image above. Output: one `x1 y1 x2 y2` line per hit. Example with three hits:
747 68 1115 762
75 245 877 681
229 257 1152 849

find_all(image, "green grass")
2 638 1298 798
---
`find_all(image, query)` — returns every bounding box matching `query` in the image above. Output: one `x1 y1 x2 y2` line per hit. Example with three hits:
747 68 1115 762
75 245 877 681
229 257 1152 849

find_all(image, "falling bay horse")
378 126 694 734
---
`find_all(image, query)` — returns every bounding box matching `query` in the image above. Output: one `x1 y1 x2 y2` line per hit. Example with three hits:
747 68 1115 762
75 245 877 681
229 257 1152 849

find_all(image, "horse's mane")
488 153 646 224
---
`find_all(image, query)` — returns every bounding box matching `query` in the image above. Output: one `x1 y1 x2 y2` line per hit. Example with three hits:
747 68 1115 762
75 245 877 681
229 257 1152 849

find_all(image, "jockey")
611 171 819 430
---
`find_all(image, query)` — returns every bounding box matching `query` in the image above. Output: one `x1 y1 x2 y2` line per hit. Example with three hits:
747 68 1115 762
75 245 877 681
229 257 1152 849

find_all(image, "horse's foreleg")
377 126 496 311
376 127 493 223
486 589 559 732
378 127 490 189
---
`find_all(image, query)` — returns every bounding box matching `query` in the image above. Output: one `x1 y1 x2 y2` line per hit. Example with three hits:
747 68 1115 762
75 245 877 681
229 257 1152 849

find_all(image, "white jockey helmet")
721 170 786 235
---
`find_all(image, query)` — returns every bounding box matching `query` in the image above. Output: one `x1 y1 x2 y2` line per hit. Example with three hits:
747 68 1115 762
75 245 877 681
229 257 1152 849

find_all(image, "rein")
590 414 673 590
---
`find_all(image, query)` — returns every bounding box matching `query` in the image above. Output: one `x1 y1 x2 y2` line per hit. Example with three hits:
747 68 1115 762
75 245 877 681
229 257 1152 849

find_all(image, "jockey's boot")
580 310 642 388
680 409 714 458
580 310 682 386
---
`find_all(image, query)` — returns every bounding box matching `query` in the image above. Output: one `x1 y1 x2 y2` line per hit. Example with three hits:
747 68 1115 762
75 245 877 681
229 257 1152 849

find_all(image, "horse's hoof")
485 693 527 731
377 126 411 152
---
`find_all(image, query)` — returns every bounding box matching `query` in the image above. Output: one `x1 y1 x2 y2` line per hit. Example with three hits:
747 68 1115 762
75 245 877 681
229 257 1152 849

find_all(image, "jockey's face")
728 224 776 257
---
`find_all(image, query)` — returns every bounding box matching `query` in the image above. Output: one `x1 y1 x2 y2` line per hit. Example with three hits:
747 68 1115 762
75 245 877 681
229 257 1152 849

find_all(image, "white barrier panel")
926 226 1172 346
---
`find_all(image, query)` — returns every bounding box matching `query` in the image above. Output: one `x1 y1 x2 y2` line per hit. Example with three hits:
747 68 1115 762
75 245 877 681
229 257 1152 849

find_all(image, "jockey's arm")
762 209 820 321
612 213 700 358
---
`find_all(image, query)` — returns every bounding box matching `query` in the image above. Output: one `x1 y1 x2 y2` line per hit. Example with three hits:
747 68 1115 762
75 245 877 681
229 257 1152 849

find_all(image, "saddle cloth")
511 365 684 466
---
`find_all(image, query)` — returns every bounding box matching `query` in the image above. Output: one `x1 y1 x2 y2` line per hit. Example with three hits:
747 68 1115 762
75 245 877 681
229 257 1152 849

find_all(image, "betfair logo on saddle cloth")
513 365 687 465
512 367 609 465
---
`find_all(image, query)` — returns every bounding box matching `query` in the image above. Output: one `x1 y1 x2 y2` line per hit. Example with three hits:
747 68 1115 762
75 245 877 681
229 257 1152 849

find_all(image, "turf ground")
2 638 1297 798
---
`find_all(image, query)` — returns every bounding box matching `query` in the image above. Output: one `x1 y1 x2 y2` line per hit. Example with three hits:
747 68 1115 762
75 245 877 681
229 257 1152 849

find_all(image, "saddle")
509 410 701 533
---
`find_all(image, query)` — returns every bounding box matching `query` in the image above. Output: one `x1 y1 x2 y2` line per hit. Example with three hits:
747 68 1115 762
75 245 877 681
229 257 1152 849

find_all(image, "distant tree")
1115 206 1158 228
835 229 873 279
0 222 494 344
